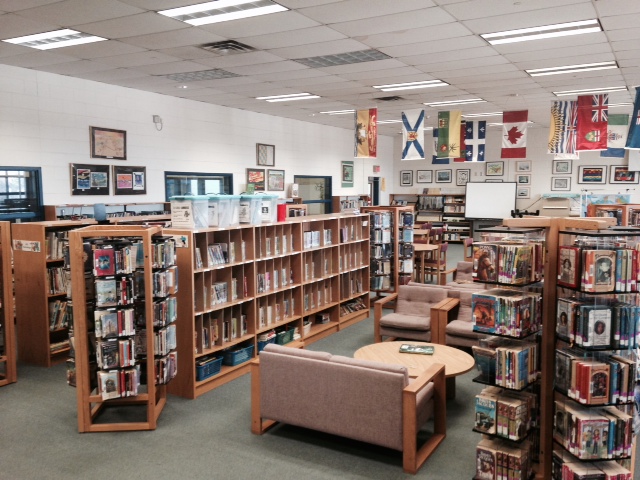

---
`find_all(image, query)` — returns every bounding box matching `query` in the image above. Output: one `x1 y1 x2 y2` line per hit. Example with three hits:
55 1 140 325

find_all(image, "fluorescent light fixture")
609 102 633 108
526 61 618 77
256 93 320 102
372 80 448 92
320 110 355 115
158 0 287 26
424 98 486 107
423 127 434 131
481 19 601 45
553 86 628 96
462 112 503 118
376 120 402 124
2 29 107 50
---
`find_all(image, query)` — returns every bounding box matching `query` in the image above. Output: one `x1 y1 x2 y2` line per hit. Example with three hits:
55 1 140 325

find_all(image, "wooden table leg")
446 377 456 400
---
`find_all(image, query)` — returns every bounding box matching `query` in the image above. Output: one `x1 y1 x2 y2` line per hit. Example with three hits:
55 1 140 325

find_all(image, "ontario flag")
431 128 449 164
436 110 462 158
548 101 577 155
625 86 640 151
576 94 608 151
464 120 486 161
501 110 528 159
601 114 629 158
401 109 425 160
354 108 377 158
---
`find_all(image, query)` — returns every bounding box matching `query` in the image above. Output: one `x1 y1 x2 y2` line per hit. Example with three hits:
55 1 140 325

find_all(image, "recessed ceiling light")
256 93 320 102
2 29 107 50
424 98 486 107
553 86 628 96
373 80 448 92
320 110 355 115
609 102 633 108
481 19 602 45
462 112 503 118
526 61 618 77
158 0 288 26
176 85 189 89
294 49 390 68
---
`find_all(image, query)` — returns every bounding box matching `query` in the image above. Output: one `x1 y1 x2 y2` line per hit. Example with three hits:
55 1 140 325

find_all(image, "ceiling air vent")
199 40 256 55
376 96 404 101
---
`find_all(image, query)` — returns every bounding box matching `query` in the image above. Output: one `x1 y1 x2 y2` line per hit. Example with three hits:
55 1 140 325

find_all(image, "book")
558 245 580 288
399 344 434 355
475 393 497 434
93 247 115 277
473 243 498 282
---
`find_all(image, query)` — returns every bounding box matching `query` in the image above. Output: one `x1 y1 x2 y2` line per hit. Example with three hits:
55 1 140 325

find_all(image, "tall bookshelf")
12 220 96 367
415 194 444 225
69 225 176 432
165 213 370 399
0 221 16 386
587 203 640 226
442 193 470 243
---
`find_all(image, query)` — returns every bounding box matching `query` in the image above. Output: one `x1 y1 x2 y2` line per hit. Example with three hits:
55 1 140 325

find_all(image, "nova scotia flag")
464 121 486 161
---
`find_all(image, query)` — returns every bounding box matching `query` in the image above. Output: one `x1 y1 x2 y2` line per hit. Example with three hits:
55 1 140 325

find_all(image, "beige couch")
251 344 446 474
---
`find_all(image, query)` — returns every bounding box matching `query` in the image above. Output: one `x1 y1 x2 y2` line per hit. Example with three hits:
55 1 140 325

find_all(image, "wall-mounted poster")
247 168 265 191
113 165 146 195
70 163 110 195
90 126 126 160
267 169 285 191
342 161 354 188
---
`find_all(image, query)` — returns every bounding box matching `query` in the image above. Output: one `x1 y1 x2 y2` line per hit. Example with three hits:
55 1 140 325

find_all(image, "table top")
354 341 475 378
413 243 438 252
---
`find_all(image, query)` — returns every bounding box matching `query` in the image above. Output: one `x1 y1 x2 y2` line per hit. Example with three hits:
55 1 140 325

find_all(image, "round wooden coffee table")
354 341 475 399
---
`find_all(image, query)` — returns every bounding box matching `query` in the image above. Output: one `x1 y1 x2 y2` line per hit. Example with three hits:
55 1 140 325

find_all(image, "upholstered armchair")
439 260 474 286
440 290 489 348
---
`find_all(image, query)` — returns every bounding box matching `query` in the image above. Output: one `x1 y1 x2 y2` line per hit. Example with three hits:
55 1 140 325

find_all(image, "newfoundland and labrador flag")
501 110 528 158
354 108 377 158
548 101 577 155
464 120 486 161
576 94 608 151
625 86 640 151
436 110 462 158
601 114 629 158
401 109 425 160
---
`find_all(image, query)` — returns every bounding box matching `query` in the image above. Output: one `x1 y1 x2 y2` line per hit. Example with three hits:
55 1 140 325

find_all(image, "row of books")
153 296 177 327
150 238 176 269
154 324 177 356
303 229 332 249
339 297 367 317
555 348 637 405
94 308 135 338
50 339 70 353
152 265 178 298
371 259 391 275
473 241 544 285
552 447 633 480
207 243 231 265
475 437 533 480
472 288 542 337
95 276 136 307
417 196 443 211
339 224 360 243
474 386 538 441
370 229 392 244
97 366 140 400
370 275 392 291
303 285 332 311
472 341 539 390
556 297 640 349
304 259 331 281
370 211 392 229
257 269 293 294
340 273 363 298
154 351 178 385
338 249 365 271
258 301 292 327
208 281 230 306
96 337 136 369
45 230 69 261
49 299 72 331
553 400 634 460
400 211 414 228
48 266 69 295
371 243 393 259
400 228 413 243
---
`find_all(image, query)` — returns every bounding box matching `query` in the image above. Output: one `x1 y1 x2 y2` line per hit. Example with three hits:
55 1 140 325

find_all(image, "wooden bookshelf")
587 203 640 226
332 195 370 213
442 193 470 243
44 202 170 222
0 221 16 386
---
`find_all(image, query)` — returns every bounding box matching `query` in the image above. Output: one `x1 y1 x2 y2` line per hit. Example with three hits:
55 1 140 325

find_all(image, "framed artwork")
516 186 530 199
436 169 452 183
486 161 504 176
90 126 126 160
486 179 503 182
578 165 607 184
400 170 413 186
515 161 531 172
246 168 265 191
267 169 285 191
609 166 639 184
417 170 433 183
342 161 354 188
551 177 571 191
70 163 110 196
113 165 146 195
456 169 470 186
553 159 572 175
516 174 531 185
256 143 275 166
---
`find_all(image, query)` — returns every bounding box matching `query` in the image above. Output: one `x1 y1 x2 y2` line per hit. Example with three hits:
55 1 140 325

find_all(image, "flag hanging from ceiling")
501 110 528 158
548 101 577 155
464 120 486 161
576 94 608 151
454 121 467 162
354 108 377 158
625 86 640 150
401 109 425 160
437 110 462 158
601 113 630 158
431 128 449 164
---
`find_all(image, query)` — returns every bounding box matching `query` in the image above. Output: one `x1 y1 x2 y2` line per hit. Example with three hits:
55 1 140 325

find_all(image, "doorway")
293 175 332 214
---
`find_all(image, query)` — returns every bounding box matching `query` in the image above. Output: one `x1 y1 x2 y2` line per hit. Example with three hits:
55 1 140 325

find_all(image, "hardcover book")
558 245 580 288
399 344 434 355
93 248 115 277
475 393 497 434
473 243 498 282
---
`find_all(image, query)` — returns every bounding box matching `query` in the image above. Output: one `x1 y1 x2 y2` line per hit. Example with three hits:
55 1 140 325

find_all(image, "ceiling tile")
195 51 287 69
298 0 432 24
0 0 62 11
251 68 327 82
316 58 408 75
53 40 147 60
240 26 346 51
119 28 226 50
14 0 144 26
595 0 640 16
267 38 372 59
442 0 590 21
608 28 640 42
226 60 309 76
75 12 187 39
0 12 60 39
358 22 474 49
73 67 148 82
338 66 425 81
0 50 78 68
600 14 640 30
198 11 319 39
132 60 215 76
97 51 183 68
400 46 499 66
379 35 486 58
36 59 118 75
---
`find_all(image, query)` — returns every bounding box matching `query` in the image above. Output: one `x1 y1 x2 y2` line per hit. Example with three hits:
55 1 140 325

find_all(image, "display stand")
0 221 16 386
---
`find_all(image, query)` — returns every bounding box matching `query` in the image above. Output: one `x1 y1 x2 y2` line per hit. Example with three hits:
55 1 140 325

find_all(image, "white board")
465 182 516 220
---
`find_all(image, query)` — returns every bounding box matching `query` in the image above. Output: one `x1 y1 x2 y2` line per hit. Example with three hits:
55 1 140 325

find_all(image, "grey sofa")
251 344 446 474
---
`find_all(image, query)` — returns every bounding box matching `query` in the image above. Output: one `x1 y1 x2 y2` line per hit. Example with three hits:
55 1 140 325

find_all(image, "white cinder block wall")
0 63 394 206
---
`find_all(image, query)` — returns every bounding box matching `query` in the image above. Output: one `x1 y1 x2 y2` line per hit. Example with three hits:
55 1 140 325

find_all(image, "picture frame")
551 177 571 191
113 165 146 195
416 169 433 183
70 163 110 196
552 159 572 175
90 126 126 160
256 143 275 166
246 168 266 191
400 170 413 186
609 166 639 184
485 179 503 183
342 161 354 188
456 169 470 186
515 161 531 172
578 165 607 184
516 186 530 199
516 174 531 185
435 169 452 183
267 169 285 191
486 161 504 176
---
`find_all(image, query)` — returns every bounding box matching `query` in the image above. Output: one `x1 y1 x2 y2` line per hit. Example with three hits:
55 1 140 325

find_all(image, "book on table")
399 344 434 355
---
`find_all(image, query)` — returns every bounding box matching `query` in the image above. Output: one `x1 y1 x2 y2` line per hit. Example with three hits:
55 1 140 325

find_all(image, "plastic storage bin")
207 194 240 228
170 195 209 228
222 344 255 366
260 194 278 223
275 328 295 345
239 195 262 225
195 356 222 381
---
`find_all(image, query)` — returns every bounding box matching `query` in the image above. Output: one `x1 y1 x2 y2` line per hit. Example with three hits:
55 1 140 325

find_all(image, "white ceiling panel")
14 0 144 26
119 28 226 50
226 60 309 76
36 59 118 76
379 35 486 59
0 12 60 39
515 53 616 71
0 0 62 11
330 8 457 37
413 55 510 74
491 31 609 55
195 51 287 69
595 0 640 16
401 46 499 67
97 51 183 68
73 67 149 82
298 0 429 24
608 28 640 42
505 43 613 64
0 50 78 68
54 40 147 60
251 68 328 82
268 38 373 60
338 67 425 81
239 26 346 51
156 45 219 61
118 0 199 9
357 22 474 49
315 59 410 76
132 60 215 76
442 0 589 21
76 12 186 39
600 14 640 31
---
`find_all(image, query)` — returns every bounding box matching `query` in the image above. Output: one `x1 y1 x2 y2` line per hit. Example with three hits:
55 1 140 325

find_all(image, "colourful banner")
501 110 528 159
601 113 629 158
436 110 462 158
401 109 425 160
548 101 577 155
431 128 449 164
576 94 608 151
354 108 377 158
464 121 486 161
454 121 466 162
625 86 640 150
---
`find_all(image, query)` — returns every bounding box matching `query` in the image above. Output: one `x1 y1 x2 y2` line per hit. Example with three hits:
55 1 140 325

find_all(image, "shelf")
472 374 538 392
472 427 532 444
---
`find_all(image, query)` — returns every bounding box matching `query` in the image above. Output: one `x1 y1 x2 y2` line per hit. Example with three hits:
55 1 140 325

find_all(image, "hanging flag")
576 94 608 151
601 114 630 158
431 128 449 164
501 110 528 158
354 108 377 158
464 121 486 161
625 86 640 150
401 109 425 160
454 121 467 162
436 110 462 158
548 101 577 155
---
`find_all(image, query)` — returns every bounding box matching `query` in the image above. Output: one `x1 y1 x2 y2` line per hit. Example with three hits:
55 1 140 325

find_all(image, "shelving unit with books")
338 214 370 329
585 204 640 226
69 225 177 432
415 194 444 225
443 193 470 243
12 220 97 367
0 222 16 387
332 195 370 213
44 202 170 222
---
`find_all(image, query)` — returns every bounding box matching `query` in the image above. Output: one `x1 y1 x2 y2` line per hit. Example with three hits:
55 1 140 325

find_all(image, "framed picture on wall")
246 168 265 191
256 143 275 166
436 169 452 183
456 169 470 186
486 161 504 176
113 165 146 195
609 166 639 184
342 161 354 188
70 163 110 195
416 170 432 183
551 177 571 191
400 170 413 186
578 165 607 184
516 174 531 185
267 169 285 191
515 161 531 172
516 186 530 199
90 126 126 160
552 159 572 174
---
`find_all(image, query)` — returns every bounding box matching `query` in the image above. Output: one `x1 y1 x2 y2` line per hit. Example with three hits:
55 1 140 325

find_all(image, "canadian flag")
501 110 528 159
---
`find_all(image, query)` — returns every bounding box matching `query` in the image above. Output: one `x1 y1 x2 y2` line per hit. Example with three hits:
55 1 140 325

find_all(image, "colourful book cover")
472 293 498 333
558 245 580 288
93 247 115 277
475 394 497 434
473 243 498 282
